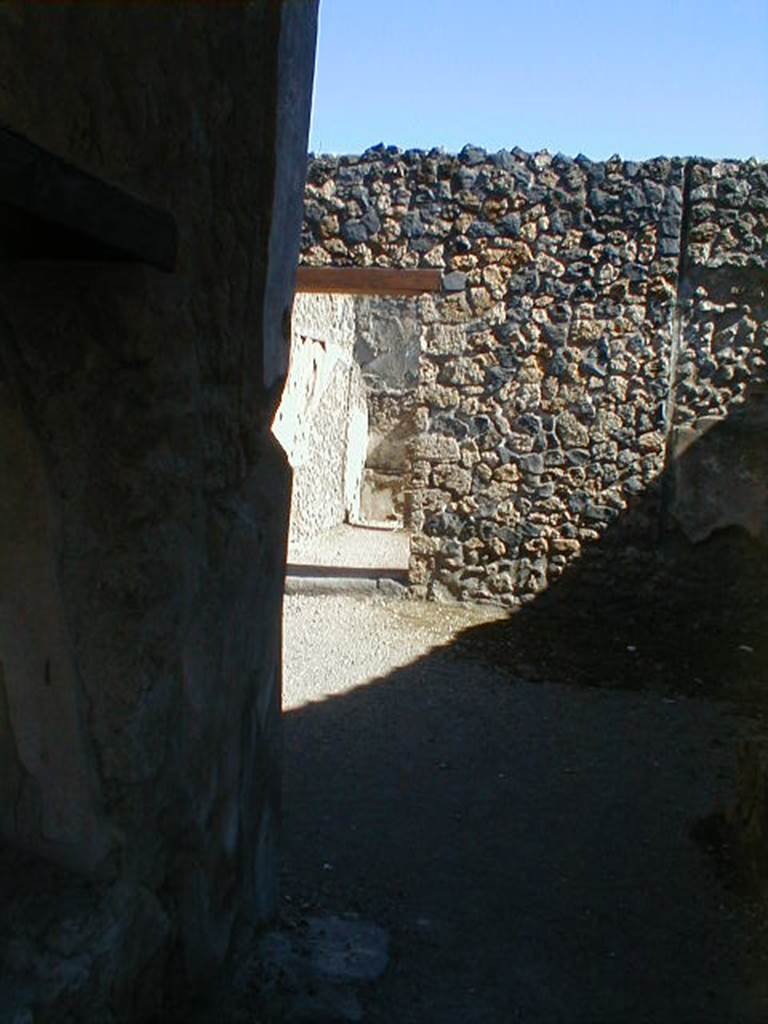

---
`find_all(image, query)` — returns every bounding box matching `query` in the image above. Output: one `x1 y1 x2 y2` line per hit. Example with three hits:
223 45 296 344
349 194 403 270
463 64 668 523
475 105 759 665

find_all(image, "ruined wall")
0 4 318 1021
302 146 684 601
300 146 767 603
669 160 768 543
274 293 367 543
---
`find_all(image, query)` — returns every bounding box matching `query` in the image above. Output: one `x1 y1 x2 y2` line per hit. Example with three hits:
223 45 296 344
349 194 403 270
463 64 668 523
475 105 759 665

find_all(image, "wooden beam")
0 125 177 271
296 266 442 296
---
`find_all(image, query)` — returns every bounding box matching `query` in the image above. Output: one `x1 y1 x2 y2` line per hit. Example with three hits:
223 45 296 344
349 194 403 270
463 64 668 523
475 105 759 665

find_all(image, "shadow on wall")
448 389 768 703
281 401 768 1020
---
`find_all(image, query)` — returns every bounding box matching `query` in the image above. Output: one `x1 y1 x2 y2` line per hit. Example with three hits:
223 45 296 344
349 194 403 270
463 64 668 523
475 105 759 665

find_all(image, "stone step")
285 567 407 598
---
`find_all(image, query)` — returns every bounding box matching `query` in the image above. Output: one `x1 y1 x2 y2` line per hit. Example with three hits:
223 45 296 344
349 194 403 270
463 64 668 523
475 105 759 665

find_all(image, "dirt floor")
288 523 410 574
268 588 768 1024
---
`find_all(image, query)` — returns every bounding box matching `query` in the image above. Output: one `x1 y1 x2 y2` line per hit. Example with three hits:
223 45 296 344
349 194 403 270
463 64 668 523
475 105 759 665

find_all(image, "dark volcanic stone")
658 236 680 256
442 271 467 292
542 323 568 347
497 213 522 237
460 144 487 165
425 512 463 537
361 208 381 235
341 219 369 246
453 166 478 191
492 149 515 170
521 452 545 474
410 236 438 253
467 220 497 239
401 212 425 238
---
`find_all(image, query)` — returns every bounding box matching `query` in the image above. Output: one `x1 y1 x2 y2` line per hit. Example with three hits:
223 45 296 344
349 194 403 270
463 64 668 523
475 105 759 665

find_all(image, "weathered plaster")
275 293 367 543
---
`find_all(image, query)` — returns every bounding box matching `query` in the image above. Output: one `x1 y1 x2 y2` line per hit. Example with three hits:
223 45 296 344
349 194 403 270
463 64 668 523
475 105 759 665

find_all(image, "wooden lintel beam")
296 266 442 296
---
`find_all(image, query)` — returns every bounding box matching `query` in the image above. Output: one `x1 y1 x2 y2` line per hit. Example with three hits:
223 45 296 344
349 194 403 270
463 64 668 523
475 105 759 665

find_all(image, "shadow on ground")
275 398 768 1023
281 620 768 1023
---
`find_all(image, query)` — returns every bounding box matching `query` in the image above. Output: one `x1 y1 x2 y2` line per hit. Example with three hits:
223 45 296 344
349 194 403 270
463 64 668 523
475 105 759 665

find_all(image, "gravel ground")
280 592 768 1024
283 593 503 711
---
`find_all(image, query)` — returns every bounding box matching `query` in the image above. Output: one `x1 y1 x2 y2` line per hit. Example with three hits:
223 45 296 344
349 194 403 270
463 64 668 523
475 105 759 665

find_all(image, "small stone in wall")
469 286 496 314
423 245 446 268
422 487 453 512
482 265 510 298
351 243 374 266
341 219 368 246
440 358 485 386
570 319 603 345
518 356 545 384
325 239 349 258
460 440 481 468
319 213 339 238
450 254 479 271
440 293 474 323
432 464 472 495
520 452 545 474
486 536 507 558
423 323 467 355
556 411 590 447
304 245 332 265
442 270 467 292
423 383 460 408
412 434 461 462
638 431 664 453
494 463 520 484
410 535 440 560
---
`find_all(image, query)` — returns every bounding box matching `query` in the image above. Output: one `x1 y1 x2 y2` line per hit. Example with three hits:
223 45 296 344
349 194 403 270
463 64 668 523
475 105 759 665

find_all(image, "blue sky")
308 0 767 161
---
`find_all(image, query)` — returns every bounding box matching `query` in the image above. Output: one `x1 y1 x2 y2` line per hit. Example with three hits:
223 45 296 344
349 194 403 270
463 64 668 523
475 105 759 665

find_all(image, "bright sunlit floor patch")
282 593 504 711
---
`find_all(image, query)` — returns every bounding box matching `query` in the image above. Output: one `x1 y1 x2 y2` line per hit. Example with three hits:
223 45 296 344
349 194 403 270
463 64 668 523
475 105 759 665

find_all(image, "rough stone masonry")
300 146 768 604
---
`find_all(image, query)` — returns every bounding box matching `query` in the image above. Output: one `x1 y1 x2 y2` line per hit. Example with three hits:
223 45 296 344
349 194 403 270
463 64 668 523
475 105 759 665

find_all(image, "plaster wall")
0 3 318 1020
275 293 368 543
668 162 768 543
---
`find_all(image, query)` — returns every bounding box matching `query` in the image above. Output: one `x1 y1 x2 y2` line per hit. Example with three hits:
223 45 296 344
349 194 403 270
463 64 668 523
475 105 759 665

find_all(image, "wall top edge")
307 145 766 173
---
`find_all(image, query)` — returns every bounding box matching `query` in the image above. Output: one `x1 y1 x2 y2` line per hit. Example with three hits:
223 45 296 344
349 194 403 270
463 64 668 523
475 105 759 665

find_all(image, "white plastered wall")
272 292 368 543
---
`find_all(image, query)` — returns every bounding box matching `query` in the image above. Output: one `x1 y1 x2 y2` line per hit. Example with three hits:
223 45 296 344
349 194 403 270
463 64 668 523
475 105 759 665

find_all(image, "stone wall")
300 146 768 603
0 4 317 1021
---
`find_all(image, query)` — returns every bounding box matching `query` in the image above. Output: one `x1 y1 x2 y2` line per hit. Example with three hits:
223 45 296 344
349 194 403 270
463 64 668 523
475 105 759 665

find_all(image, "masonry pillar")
0 2 317 1019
